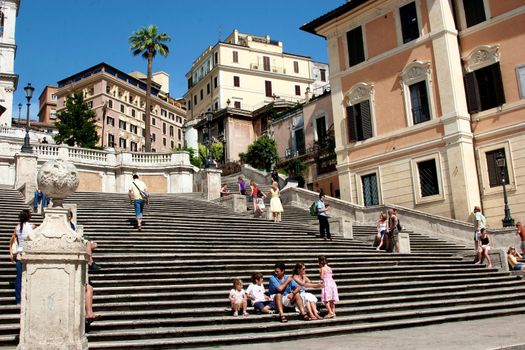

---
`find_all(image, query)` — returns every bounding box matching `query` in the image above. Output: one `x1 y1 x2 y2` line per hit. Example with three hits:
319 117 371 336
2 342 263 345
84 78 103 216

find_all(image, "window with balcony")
409 81 430 124
130 141 137 152
234 76 240 87
465 63 505 113
108 133 114 147
400 61 435 126
399 2 420 44
119 137 127 149
265 81 273 97
320 69 326 82
346 26 365 67
263 56 271 71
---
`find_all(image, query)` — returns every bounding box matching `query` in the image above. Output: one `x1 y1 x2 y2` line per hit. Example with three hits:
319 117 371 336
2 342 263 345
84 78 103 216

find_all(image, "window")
170 126 174 137
163 138 167 146
120 104 125 113
214 76 218 88
178 129 181 140
463 0 486 28
400 2 419 44
142 113 146 121
362 173 379 206
151 133 156 142
119 120 127 130
161 109 167 117
346 26 365 67
234 101 241 109
130 141 137 152
417 159 439 197
233 51 238 63
265 81 273 97
294 129 306 155
108 100 113 108
347 100 372 142
465 63 505 113
234 76 240 87
409 81 430 124
107 116 115 126
200 89 203 100
108 134 114 147
295 85 301 96
51 94 58 101
176 116 182 123
119 137 127 149
193 95 197 105
486 148 509 188
263 56 271 71
152 118 156 126
169 112 174 120
130 124 138 134
87 101 93 109
214 101 219 110
207 83 210 95
320 69 326 82
316 116 327 147
131 109 136 118
171 140 175 149
163 123 166 134
188 100 192 110
294 61 299 73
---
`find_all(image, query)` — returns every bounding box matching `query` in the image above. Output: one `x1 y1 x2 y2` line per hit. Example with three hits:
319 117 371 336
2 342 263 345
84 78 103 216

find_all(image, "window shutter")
360 100 373 140
485 150 499 187
347 106 357 142
464 72 481 113
491 62 506 107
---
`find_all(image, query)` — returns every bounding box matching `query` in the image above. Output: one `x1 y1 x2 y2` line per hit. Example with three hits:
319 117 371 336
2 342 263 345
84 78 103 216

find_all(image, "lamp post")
101 99 107 148
17 103 22 127
21 83 35 153
495 150 514 227
204 111 215 169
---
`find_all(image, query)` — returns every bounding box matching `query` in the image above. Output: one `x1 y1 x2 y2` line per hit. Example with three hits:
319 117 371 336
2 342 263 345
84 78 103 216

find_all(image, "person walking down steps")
128 174 149 231
270 181 284 223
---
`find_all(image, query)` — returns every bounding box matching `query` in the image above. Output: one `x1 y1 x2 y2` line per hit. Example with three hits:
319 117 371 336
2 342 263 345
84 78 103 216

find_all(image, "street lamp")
204 111 215 169
17 103 22 127
495 150 514 227
21 83 35 153
101 99 107 148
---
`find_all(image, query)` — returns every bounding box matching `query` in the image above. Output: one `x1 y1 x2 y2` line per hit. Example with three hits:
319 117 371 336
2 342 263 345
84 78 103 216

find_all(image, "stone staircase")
1 188 525 349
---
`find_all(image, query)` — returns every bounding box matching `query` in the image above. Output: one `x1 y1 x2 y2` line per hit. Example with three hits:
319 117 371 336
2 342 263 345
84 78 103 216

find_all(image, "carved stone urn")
37 159 80 207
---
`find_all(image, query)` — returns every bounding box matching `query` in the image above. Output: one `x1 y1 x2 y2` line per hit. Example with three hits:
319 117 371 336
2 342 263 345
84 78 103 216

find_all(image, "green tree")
54 92 99 148
245 137 279 171
177 146 203 168
198 141 224 165
129 25 171 152
284 158 307 179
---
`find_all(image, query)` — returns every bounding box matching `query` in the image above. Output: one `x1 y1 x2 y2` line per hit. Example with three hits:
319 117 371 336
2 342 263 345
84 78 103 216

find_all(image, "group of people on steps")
228 257 339 322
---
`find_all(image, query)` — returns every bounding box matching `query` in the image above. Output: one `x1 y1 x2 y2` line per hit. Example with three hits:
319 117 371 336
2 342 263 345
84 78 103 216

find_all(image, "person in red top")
515 222 525 255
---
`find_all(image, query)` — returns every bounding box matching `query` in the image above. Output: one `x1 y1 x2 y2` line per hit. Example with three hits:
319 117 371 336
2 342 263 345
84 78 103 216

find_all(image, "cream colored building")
302 0 525 227
55 63 186 152
184 29 328 162
0 0 19 127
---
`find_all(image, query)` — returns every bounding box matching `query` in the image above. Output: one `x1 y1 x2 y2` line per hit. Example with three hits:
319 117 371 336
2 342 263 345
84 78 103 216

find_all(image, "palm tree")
129 25 171 152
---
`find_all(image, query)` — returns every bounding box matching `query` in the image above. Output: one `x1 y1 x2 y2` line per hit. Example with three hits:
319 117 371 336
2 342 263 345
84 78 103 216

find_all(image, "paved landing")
215 314 525 350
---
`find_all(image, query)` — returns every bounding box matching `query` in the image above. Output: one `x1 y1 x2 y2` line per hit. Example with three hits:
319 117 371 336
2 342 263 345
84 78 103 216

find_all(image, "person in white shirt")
246 272 275 314
229 278 248 317
473 206 486 254
128 174 148 230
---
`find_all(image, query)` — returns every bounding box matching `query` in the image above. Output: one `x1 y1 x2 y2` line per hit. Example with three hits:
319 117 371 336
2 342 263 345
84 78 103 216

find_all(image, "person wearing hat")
473 206 486 257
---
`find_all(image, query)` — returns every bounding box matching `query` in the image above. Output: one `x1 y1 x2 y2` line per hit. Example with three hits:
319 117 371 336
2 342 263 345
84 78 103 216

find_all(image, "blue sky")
13 0 340 120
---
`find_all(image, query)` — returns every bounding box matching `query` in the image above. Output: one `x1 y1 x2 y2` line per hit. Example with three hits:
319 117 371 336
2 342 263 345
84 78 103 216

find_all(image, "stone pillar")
398 232 411 254
202 169 222 200
14 153 38 204
427 0 481 220
18 159 88 350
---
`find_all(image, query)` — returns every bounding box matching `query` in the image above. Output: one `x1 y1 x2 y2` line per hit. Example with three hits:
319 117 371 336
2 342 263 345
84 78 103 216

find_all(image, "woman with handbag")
9 209 36 305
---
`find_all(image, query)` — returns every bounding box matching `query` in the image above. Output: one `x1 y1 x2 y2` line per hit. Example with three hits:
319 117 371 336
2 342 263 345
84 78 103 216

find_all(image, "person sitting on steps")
507 246 524 271
268 262 308 323
475 228 493 269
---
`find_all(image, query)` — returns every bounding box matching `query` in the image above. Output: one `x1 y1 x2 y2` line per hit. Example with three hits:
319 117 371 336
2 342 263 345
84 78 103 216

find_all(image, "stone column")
201 168 222 200
14 153 38 204
18 159 88 350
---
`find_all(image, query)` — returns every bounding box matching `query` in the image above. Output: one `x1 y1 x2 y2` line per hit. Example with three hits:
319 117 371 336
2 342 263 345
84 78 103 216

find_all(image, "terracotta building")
55 63 186 152
302 0 525 226
38 86 58 124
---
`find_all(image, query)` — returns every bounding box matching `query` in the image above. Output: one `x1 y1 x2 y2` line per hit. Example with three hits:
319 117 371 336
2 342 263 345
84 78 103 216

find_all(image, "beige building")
55 63 186 152
0 0 19 127
302 0 525 227
184 29 328 162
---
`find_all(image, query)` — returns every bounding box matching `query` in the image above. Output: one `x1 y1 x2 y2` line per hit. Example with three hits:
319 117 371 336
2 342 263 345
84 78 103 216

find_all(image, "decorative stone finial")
37 159 80 207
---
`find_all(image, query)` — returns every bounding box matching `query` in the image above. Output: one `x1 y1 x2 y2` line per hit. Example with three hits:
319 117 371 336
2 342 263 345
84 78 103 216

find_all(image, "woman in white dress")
269 181 284 223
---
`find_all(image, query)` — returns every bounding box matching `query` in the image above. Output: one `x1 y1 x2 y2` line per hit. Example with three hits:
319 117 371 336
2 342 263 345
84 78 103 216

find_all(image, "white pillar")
202 168 222 200
18 207 88 350
14 153 38 204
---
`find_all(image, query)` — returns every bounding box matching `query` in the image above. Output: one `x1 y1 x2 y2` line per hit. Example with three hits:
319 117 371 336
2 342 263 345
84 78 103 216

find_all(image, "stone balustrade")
1 139 198 194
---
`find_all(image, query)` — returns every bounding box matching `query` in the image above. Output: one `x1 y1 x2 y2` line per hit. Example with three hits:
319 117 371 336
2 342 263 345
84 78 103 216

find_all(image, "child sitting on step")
246 272 275 314
229 278 249 317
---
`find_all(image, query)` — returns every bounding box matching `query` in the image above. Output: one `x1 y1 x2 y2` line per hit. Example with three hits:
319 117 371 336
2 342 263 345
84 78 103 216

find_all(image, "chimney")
305 87 312 103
